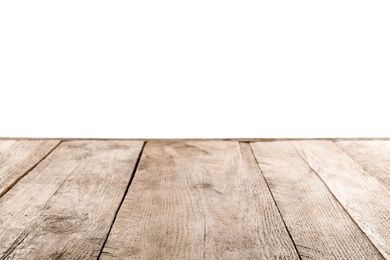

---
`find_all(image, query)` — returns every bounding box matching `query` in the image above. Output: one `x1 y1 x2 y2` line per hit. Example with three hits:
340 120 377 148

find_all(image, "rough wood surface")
250 141 384 260
291 140 390 259
335 140 390 191
0 141 143 260
0 140 60 198
101 141 299 259
1 139 389 259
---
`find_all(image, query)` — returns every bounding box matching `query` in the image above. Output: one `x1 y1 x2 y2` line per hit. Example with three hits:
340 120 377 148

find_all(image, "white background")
1 1 389 138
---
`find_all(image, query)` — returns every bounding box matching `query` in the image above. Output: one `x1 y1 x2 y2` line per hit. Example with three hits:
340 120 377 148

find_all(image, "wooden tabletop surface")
0 139 389 259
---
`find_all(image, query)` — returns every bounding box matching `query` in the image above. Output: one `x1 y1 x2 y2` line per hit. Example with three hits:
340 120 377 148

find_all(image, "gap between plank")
244 142 303 260
97 141 147 259
0 141 62 199
292 141 386 259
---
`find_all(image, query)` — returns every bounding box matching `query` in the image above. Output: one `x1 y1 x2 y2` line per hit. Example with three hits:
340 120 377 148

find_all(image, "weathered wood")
101 141 299 259
335 140 390 191
0 140 60 198
250 141 384 260
0 140 143 259
291 140 390 259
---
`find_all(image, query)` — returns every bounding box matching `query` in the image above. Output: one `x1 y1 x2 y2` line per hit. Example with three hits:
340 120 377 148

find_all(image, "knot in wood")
43 214 83 234
194 183 214 189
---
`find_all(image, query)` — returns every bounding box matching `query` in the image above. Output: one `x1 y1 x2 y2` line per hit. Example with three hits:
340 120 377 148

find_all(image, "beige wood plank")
250 141 384 260
0 140 143 259
335 140 390 191
101 141 299 259
0 140 60 197
290 140 390 259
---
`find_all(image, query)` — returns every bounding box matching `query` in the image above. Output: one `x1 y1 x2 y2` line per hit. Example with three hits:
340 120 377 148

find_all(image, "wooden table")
0 139 389 259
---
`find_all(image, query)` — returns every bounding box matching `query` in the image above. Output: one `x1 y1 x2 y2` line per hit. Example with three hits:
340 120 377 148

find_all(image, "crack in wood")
97 141 147 259
1 222 39 260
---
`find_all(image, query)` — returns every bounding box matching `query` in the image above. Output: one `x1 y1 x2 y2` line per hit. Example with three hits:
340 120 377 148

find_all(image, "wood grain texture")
250 141 384 260
291 140 390 259
0 140 143 260
335 140 390 191
0 140 60 198
101 141 299 259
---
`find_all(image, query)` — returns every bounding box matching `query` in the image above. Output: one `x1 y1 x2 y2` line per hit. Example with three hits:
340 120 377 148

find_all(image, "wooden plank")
101 141 299 259
335 140 390 191
250 141 384 260
0 140 60 197
0 140 143 259
290 140 390 259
